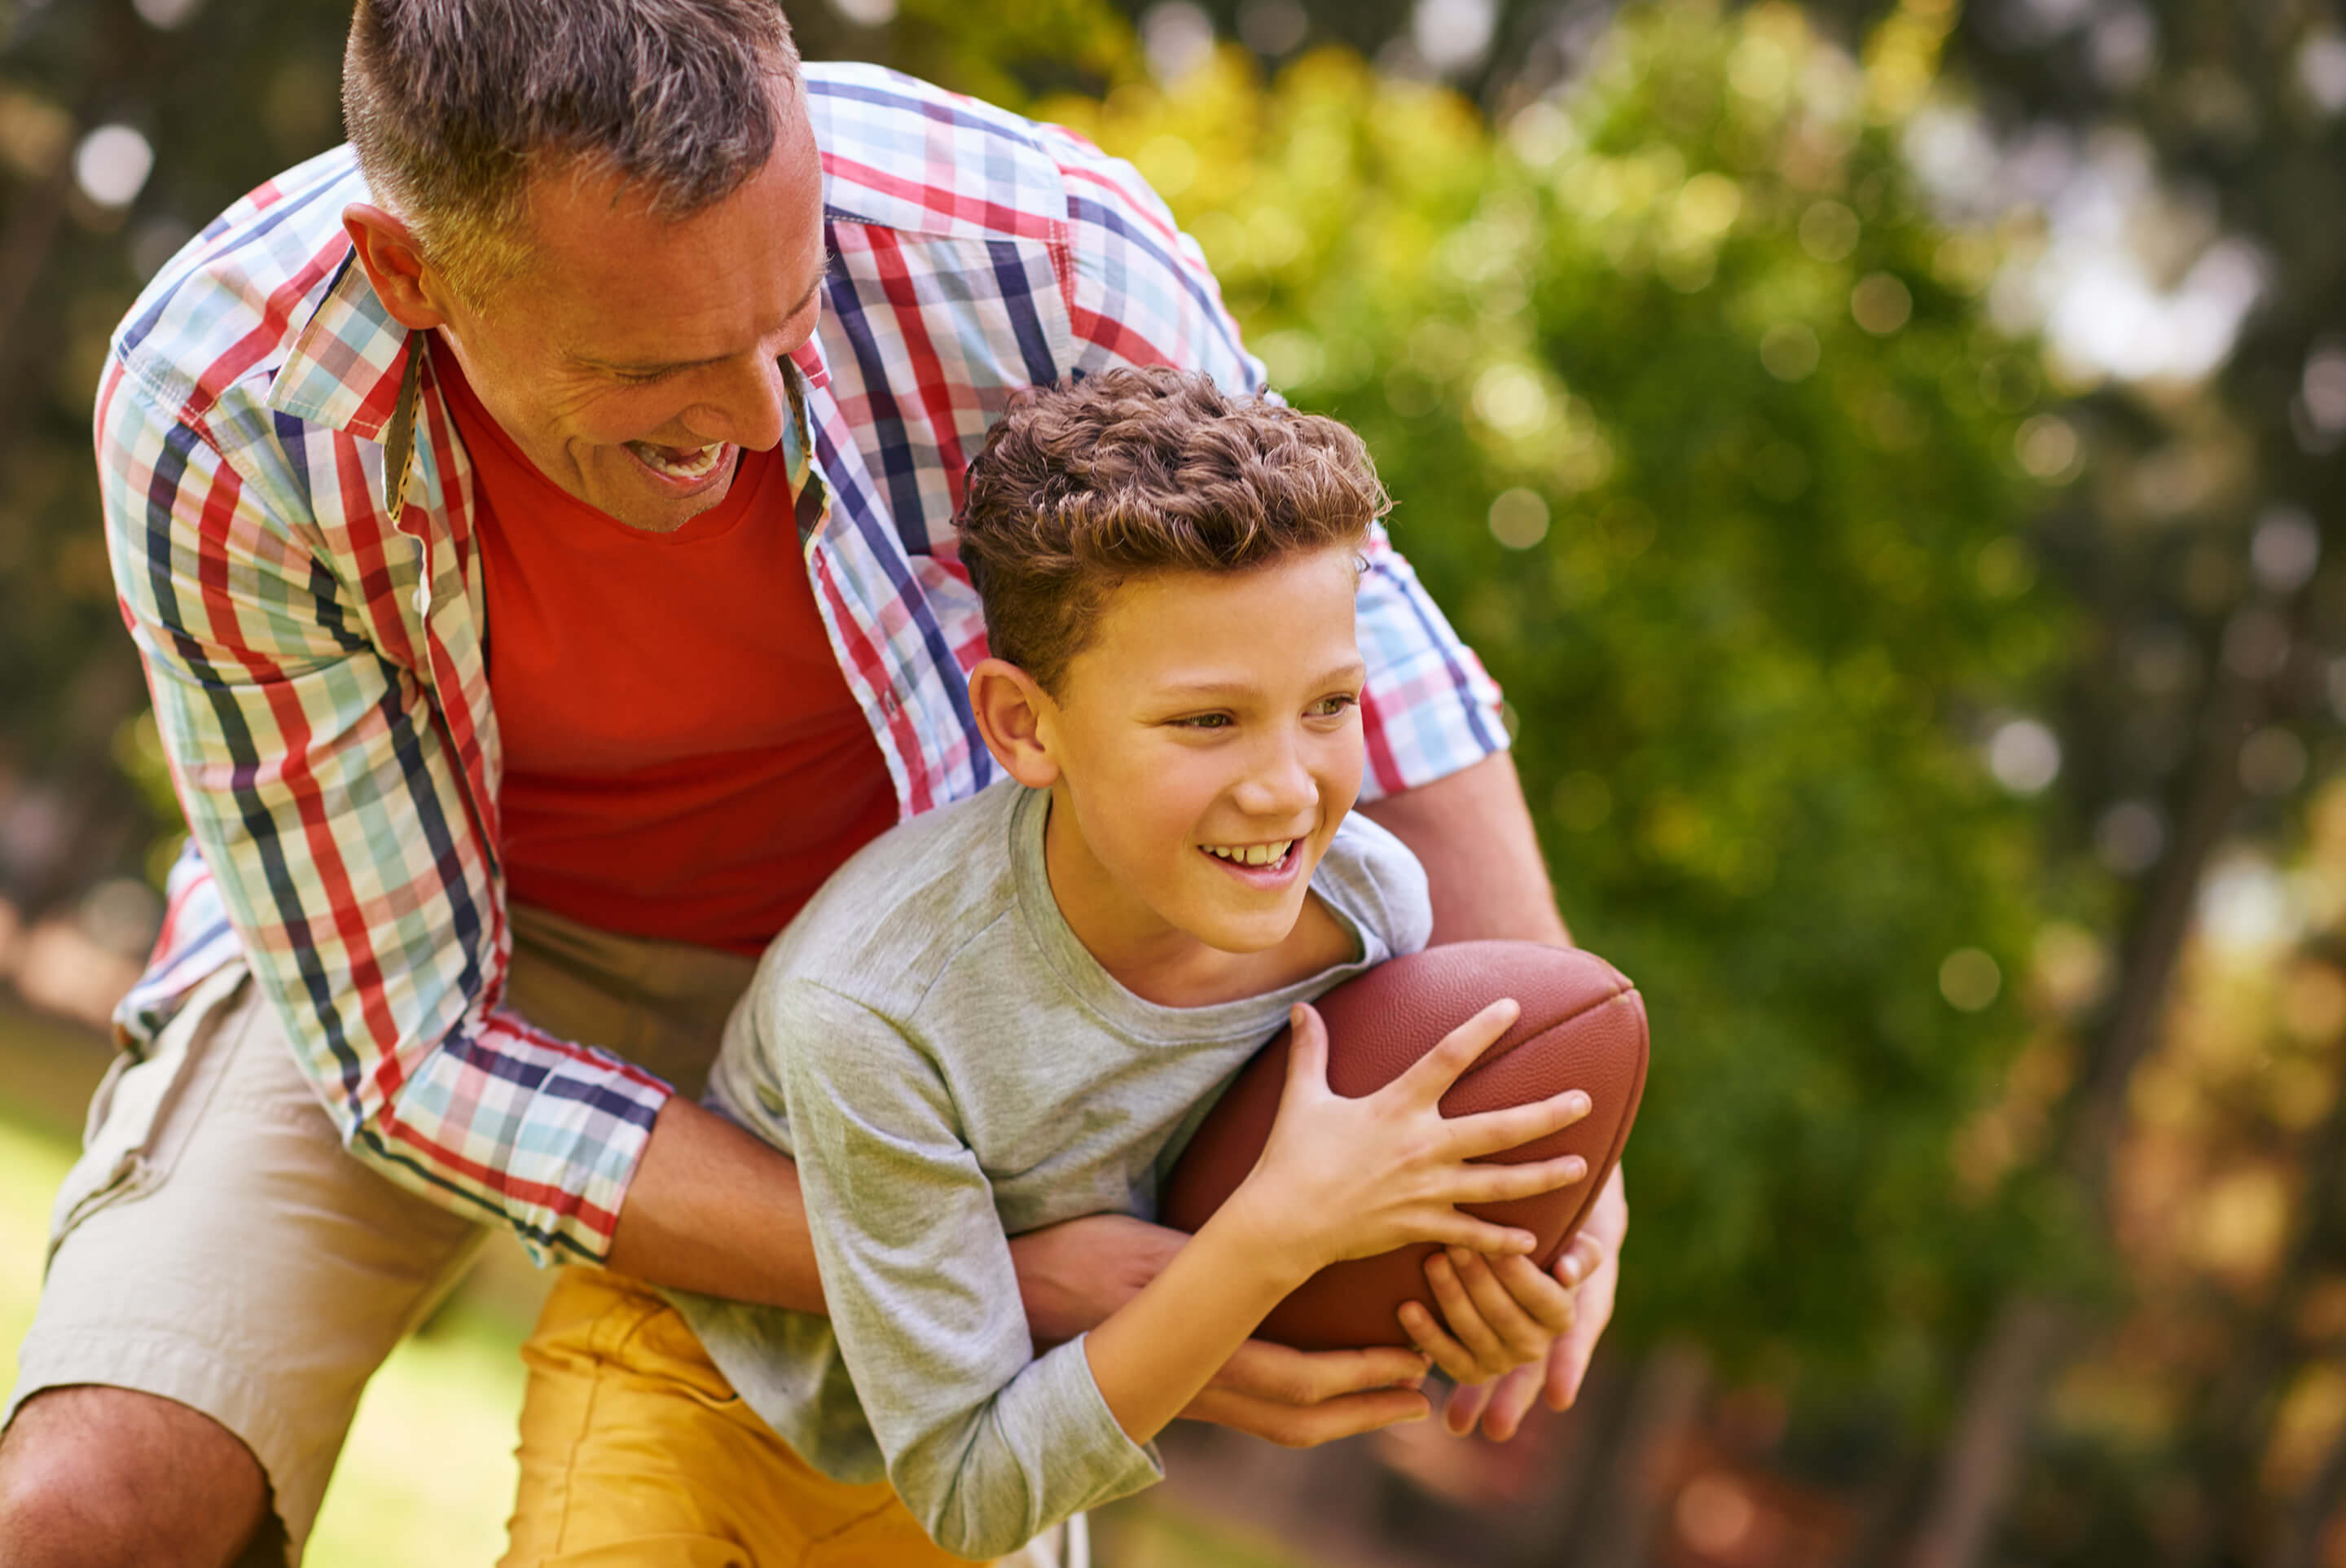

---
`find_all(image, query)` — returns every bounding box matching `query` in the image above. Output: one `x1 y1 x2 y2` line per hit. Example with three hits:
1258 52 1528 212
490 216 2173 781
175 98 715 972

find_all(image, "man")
0 2 1626 1565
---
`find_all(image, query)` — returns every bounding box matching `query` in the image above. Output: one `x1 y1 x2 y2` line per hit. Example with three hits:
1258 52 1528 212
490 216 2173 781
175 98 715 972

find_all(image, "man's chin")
595 446 739 534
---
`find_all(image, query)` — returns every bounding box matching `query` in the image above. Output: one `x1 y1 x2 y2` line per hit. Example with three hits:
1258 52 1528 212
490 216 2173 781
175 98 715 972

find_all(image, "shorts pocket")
47 963 249 1259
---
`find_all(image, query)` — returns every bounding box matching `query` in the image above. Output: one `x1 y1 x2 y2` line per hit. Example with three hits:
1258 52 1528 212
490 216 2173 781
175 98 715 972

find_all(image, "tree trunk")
1900 600 2270 1568
1902 1298 2074 1568
1567 1343 1711 1568
2174 1034 2346 1566
2264 1411 2346 1568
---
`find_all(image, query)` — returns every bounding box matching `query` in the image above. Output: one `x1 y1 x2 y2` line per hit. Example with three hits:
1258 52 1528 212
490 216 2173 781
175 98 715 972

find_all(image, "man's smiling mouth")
624 440 730 483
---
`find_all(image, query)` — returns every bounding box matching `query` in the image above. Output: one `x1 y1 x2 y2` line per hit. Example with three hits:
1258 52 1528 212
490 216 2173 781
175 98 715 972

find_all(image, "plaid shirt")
99 64 1506 1263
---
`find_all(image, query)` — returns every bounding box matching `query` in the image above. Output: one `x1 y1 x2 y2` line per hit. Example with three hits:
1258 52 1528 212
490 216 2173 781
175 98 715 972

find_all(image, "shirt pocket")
46 962 248 1260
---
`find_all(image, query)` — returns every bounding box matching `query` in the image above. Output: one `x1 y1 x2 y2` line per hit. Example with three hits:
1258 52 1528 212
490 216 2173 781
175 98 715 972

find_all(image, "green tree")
1045 0 2075 1397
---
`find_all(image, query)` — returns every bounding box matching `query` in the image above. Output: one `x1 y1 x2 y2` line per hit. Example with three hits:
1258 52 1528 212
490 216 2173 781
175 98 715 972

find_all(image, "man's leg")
0 976 488 1566
0 1387 270 1568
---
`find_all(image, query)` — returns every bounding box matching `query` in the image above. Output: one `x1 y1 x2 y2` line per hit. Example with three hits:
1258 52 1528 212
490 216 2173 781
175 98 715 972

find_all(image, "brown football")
1161 941 1648 1352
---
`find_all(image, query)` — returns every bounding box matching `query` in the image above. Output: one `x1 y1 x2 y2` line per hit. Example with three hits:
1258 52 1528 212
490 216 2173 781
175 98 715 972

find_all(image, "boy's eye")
1308 694 1361 718
1174 714 1233 730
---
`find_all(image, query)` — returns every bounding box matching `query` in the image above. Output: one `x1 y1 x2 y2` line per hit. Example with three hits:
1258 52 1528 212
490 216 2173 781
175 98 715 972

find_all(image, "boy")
502 370 1591 1565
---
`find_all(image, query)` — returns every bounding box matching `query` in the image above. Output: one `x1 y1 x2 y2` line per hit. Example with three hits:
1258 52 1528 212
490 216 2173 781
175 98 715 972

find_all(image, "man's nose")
687 353 792 453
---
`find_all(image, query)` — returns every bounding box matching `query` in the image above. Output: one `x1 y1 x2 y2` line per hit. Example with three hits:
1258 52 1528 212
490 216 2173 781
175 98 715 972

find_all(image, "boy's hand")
1400 1246 1578 1389
1438 1163 1628 1439
1222 998 1593 1275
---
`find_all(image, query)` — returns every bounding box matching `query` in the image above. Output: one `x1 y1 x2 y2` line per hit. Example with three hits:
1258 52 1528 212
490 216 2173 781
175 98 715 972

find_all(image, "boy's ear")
968 657 1060 788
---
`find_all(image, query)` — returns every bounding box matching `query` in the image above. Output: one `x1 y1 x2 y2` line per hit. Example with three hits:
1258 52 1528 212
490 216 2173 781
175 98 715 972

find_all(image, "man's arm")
98 348 815 1287
1359 752 1571 947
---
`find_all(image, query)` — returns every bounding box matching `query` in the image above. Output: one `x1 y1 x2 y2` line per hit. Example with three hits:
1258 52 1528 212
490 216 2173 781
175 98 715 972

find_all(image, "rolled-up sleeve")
97 355 670 1263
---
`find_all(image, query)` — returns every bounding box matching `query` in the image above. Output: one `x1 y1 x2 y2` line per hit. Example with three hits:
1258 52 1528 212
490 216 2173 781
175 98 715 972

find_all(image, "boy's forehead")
1074 551 1364 683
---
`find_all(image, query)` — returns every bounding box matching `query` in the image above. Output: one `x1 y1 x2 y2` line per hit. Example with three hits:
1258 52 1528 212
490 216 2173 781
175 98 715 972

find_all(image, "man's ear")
969 657 1060 788
343 204 452 332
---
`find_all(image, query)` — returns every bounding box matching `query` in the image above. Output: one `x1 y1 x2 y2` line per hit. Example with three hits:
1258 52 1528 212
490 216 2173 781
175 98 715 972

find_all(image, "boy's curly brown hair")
956 367 1389 695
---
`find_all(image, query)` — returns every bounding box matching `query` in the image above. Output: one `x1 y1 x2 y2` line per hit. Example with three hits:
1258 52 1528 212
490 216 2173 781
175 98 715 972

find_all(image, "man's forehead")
516 113 825 352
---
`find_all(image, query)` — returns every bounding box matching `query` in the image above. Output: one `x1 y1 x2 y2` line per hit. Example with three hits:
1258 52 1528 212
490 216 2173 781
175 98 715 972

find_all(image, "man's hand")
1439 1163 1626 1439
1008 1211 1182 1346
1009 1213 1434 1445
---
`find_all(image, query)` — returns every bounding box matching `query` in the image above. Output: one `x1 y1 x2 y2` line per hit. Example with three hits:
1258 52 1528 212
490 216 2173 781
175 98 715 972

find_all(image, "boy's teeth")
1203 839 1294 867
627 440 726 480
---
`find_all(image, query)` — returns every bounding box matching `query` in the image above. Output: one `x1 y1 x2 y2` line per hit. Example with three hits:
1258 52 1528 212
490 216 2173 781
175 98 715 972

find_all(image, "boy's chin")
1179 898 1311 956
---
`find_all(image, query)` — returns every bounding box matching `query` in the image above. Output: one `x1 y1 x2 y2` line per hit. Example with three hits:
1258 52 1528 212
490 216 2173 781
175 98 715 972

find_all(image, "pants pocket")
46 963 250 1260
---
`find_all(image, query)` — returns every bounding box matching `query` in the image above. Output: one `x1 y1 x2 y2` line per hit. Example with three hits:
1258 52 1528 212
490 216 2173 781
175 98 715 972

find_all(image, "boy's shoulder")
755 780 1030 1021
1316 810 1436 962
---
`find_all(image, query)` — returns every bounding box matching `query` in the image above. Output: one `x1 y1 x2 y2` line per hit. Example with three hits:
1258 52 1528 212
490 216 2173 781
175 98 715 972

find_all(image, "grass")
0 1014 1307 1568
0 1048 528 1567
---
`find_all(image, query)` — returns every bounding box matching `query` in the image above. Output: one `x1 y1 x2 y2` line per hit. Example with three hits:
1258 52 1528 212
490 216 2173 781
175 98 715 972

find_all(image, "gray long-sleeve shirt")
672 780 1432 1559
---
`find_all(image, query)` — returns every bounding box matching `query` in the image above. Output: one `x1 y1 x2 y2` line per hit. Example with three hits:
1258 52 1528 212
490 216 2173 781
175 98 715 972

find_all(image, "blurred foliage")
0 1 355 915
1043 0 2076 1403
20 0 2332 1561
789 0 1139 106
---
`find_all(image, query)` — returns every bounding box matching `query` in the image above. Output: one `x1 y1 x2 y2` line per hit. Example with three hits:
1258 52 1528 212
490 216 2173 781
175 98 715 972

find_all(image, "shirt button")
412 587 429 617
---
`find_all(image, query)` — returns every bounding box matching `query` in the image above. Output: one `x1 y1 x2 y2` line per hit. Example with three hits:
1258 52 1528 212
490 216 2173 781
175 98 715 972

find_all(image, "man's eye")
613 367 677 386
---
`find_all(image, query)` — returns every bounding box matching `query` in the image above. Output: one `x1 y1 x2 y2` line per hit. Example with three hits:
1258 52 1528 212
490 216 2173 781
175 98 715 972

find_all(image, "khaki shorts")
2 905 759 1565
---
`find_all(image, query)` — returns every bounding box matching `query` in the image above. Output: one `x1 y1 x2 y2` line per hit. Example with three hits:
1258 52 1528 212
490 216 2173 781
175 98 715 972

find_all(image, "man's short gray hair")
343 0 802 299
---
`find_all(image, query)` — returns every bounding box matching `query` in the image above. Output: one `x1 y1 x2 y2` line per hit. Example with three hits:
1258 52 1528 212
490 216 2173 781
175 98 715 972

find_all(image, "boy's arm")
777 984 1163 1561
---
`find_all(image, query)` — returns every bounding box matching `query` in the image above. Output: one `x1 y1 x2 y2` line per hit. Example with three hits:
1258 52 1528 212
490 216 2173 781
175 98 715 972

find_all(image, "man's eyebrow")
571 270 827 376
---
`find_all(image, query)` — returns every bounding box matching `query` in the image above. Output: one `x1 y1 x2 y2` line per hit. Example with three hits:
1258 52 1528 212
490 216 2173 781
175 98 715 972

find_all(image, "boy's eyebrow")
1152 661 1370 699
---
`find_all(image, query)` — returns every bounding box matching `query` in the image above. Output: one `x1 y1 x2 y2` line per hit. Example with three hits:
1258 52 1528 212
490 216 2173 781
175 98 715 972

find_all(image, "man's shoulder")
802 61 1103 241
108 146 368 433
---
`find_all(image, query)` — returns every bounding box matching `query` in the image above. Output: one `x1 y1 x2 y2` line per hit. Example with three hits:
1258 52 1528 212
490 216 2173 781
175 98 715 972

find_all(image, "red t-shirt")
437 343 899 955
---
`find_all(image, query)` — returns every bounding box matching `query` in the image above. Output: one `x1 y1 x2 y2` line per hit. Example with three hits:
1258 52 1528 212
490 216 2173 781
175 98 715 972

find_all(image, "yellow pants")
502 1267 982 1567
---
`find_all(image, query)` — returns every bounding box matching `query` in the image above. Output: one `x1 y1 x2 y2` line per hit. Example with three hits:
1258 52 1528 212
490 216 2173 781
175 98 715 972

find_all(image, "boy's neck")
1039 790 1352 1009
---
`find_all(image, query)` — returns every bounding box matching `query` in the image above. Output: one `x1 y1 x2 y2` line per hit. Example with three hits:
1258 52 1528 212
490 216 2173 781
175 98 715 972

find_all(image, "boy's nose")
1232 738 1319 819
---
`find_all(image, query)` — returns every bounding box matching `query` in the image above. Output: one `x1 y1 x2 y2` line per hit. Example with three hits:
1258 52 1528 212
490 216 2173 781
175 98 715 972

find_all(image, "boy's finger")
1446 1248 1555 1364
1398 1298 1489 1388
1445 1088 1593 1158
1395 998 1520 1102
1423 1251 1512 1369
1431 1215 1540 1256
1487 1252 1579 1337
1278 1004 1331 1105
1452 1153 1587 1206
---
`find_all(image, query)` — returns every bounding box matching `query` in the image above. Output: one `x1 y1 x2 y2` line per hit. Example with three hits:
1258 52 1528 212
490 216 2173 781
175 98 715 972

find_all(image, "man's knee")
0 1386 272 1568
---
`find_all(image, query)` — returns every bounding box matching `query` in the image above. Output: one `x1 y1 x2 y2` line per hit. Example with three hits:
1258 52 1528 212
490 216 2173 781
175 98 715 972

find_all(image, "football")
1161 941 1648 1352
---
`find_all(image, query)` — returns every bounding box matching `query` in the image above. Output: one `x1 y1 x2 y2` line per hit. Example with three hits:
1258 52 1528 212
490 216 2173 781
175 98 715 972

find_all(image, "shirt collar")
264 240 837 519
266 246 413 445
